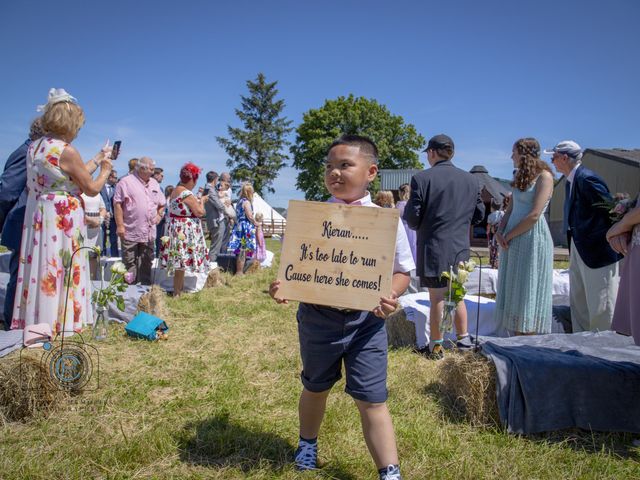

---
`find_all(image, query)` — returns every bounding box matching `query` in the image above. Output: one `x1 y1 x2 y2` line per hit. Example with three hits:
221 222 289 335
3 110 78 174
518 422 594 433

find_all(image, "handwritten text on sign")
276 200 398 311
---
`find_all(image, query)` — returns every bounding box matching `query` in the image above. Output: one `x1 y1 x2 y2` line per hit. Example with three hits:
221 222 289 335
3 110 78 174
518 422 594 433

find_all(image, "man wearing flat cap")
545 140 621 332
403 134 485 359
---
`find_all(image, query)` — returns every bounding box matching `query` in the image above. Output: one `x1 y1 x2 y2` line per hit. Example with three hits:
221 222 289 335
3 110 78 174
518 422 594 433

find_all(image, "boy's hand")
269 279 288 304
374 290 400 319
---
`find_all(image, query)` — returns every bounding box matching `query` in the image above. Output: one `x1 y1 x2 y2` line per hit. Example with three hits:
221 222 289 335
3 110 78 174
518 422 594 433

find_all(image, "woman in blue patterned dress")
228 183 257 275
494 138 554 334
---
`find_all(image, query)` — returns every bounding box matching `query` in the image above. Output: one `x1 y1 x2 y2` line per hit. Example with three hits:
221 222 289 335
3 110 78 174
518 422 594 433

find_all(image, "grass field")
0 239 638 479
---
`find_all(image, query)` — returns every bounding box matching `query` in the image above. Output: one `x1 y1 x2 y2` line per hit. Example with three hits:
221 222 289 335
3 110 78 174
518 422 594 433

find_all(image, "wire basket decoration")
20 246 101 392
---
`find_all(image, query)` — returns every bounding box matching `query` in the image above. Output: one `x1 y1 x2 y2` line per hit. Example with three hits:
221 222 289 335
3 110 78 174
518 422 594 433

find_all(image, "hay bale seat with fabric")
480 332 640 435
434 332 640 435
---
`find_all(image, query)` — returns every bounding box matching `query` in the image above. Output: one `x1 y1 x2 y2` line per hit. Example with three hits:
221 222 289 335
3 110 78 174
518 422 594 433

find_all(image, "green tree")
291 95 425 200
217 73 293 196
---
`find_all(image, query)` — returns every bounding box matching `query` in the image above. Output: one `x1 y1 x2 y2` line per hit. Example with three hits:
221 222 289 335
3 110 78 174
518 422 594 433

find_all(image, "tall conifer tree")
217 73 293 196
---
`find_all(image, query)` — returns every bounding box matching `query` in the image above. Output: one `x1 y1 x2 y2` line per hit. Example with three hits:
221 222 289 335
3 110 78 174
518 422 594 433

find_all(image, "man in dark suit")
100 169 119 257
545 140 621 332
0 118 43 330
404 134 485 358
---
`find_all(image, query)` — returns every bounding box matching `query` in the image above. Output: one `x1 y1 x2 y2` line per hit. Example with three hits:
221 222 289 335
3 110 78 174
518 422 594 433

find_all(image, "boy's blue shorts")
297 302 388 403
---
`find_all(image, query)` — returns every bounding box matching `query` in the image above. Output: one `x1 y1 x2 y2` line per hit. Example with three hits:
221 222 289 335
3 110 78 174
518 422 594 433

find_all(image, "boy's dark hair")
327 135 378 164
206 170 218 183
153 167 164 175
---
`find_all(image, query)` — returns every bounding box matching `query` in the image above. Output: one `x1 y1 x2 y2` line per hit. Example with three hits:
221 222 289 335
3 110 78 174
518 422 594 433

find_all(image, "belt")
170 213 199 219
86 212 101 217
313 304 360 315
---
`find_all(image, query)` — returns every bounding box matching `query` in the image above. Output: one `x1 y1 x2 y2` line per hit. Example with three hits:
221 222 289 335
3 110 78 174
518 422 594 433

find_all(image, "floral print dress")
11 137 92 334
228 198 256 257
160 189 210 274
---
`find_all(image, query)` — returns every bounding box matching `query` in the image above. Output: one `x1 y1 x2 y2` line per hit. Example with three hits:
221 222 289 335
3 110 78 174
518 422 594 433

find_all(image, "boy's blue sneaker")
294 438 318 471
379 464 401 480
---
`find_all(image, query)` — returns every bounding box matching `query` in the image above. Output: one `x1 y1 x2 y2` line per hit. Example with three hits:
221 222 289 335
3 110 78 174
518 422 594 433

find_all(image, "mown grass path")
1 241 638 479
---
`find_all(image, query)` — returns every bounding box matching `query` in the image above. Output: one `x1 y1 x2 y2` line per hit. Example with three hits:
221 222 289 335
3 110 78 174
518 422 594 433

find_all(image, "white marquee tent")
252 193 286 226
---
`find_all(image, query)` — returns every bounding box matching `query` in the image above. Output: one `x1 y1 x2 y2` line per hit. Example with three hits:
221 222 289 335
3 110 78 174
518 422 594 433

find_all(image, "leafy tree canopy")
217 73 293 196
291 95 425 200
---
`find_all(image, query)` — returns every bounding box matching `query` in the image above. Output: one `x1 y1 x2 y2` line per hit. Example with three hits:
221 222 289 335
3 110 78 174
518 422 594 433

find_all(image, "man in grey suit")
403 134 485 359
203 171 226 262
218 171 235 253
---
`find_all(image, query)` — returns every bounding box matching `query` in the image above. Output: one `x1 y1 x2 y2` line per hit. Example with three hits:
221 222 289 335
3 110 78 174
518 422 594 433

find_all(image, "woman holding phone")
11 88 113 335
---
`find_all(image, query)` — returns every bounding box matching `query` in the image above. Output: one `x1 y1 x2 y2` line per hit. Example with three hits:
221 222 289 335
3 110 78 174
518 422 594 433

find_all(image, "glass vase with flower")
91 247 135 340
439 260 476 335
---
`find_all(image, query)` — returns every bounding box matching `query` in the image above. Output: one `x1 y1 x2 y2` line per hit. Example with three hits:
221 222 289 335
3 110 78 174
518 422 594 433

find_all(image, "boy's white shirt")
328 193 416 274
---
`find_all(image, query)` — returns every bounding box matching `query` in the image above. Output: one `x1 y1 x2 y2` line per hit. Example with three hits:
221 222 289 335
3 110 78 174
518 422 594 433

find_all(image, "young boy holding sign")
269 135 415 480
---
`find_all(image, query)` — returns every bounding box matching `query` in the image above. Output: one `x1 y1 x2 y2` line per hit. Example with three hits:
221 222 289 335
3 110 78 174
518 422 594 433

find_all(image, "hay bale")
205 268 226 288
245 259 261 274
436 351 501 427
385 308 416 348
0 355 67 424
138 284 169 319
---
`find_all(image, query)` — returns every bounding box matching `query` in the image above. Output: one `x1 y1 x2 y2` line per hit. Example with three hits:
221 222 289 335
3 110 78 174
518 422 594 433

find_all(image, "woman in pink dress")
12 89 113 335
607 197 640 346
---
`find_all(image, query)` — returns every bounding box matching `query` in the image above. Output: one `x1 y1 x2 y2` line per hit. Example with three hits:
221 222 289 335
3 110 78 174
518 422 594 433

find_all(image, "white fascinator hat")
37 88 78 112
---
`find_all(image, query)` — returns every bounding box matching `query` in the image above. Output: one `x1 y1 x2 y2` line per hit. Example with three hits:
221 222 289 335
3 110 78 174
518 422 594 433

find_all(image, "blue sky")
1 0 638 208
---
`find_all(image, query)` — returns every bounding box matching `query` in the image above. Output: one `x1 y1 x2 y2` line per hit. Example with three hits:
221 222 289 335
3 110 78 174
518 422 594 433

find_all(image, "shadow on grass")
178 413 292 472
422 382 640 460
177 413 358 478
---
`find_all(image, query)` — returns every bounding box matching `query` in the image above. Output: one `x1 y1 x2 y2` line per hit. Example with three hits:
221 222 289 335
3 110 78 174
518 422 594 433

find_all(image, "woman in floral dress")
228 183 257 275
12 88 113 335
160 163 210 296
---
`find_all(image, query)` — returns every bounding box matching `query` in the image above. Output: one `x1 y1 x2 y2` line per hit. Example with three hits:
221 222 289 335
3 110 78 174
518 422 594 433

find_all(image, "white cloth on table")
399 290 568 348
98 257 216 293
461 267 570 305
399 292 504 348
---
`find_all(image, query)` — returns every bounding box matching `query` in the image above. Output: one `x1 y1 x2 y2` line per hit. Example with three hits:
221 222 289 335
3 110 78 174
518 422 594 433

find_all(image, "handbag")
125 312 169 341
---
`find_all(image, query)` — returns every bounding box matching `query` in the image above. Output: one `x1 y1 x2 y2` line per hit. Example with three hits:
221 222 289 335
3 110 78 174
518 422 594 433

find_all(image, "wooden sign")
276 200 399 311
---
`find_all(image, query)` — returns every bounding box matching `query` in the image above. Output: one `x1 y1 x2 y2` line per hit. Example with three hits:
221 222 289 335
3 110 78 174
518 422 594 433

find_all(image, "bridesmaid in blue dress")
494 138 554 334
227 183 257 275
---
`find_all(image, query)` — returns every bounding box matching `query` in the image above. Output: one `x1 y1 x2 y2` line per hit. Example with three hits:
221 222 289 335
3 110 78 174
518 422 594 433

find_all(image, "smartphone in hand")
112 140 122 160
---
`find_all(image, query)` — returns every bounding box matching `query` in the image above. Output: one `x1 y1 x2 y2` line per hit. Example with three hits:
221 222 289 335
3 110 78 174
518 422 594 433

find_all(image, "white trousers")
569 239 620 332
